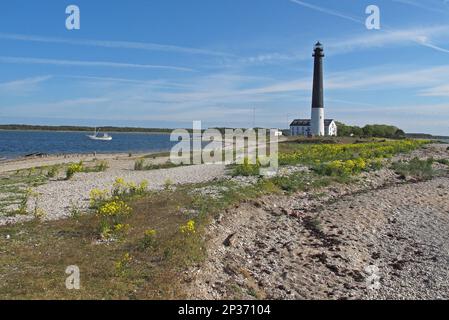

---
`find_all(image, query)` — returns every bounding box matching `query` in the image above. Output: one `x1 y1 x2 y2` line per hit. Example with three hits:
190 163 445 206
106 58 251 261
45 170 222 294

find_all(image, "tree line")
0 124 177 133
336 122 406 138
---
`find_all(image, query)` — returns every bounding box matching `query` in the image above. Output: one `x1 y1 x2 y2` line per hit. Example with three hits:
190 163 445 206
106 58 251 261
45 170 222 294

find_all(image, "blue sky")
0 0 449 134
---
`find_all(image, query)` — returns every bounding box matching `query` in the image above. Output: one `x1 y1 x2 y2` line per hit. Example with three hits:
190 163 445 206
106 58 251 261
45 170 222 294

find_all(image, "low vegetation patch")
65 162 84 180
392 157 435 180
436 159 449 166
314 158 367 177
231 139 427 178
232 157 262 176
66 161 109 180
279 139 428 166
0 168 49 216
134 158 183 171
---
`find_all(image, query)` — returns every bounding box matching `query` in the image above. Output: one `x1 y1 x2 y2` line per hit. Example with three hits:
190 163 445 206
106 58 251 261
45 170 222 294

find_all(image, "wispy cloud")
391 0 449 14
2 97 111 113
62 75 193 90
416 39 449 53
328 26 449 53
0 56 195 72
0 75 52 93
289 0 449 55
0 33 233 57
420 84 449 96
289 0 362 23
230 64 449 96
238 25 449 66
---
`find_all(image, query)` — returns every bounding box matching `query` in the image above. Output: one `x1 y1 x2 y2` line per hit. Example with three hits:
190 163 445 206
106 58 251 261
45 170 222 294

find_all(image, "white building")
290 119 337 137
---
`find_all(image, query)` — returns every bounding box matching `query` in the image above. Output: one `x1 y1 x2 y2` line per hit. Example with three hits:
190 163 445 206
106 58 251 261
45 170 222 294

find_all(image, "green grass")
134 158 185 171
436 159 449 166
0 169 49 216
278 139 428 166
392 157 436 180
231 158 262 176
66 161 109 179
83 160 109 173
0 160 108 215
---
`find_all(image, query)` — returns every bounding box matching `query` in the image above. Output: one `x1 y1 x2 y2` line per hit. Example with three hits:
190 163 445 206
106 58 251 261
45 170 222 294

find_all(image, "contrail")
289 0 363 24
0 56 195 72
289 0 449 55
0 32 234 57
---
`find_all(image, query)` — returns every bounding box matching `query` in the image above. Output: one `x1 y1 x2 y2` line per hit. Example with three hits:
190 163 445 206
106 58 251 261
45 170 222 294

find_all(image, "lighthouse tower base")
311 108 325 136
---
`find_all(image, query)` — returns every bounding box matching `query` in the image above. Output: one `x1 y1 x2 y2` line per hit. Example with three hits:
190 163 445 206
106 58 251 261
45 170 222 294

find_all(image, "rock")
371 252 381 260
223 233 237 247
251 200 262 208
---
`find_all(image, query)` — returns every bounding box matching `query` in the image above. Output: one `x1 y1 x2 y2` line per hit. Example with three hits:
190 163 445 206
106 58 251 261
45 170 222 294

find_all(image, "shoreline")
0 150 170 174
0 129 172 135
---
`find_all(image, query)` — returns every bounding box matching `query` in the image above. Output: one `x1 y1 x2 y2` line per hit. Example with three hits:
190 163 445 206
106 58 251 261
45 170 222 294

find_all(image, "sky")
0 0 449 135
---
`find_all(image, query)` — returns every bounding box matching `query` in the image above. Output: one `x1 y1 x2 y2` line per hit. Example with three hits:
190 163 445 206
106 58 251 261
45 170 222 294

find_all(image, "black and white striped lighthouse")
311 42 325 136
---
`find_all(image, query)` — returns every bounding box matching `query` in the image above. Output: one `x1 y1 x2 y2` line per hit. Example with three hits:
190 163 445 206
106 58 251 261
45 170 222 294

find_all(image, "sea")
0 130 178 160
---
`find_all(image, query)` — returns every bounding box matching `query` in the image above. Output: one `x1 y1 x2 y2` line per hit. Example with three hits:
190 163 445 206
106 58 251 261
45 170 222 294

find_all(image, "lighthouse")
290 42 338 137
310 42 325 136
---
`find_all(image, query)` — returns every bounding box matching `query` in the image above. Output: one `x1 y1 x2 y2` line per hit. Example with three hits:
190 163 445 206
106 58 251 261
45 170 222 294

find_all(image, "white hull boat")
87 128 112 141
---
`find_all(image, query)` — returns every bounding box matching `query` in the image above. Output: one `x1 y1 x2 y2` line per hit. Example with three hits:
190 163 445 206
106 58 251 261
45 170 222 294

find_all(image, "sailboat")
87 127 113 141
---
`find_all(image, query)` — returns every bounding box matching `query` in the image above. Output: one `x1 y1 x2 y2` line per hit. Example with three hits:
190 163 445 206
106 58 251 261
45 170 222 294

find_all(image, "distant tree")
336 122 405 139
394 129 406 138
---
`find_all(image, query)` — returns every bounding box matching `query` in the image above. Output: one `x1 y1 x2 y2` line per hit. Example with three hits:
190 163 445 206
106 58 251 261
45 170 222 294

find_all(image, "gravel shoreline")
0 163 226 226
186 144 449 300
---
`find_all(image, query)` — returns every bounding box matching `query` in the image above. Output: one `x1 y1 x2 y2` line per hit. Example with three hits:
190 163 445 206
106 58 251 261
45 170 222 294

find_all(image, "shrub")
112 178 128 197
89 188 109 208
33 208 46 221
112 178 148 197
279 140 429 166
98 199 132 217
16 188 32 215
128 180 148 195
28 167 36 177
66 162 84 180
142 229 157 249
232 157 261 176
314 158 367 177
164 178 174 190
95 161 109 172
271 173 307 193
134 159 181 171
69 201 82 218
368 158 383 171
180 220 196 235
97 198 133 239
134 158 145 171
437 159 449 166
46 166 59 178
115 253 132 276
392 157 435 180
